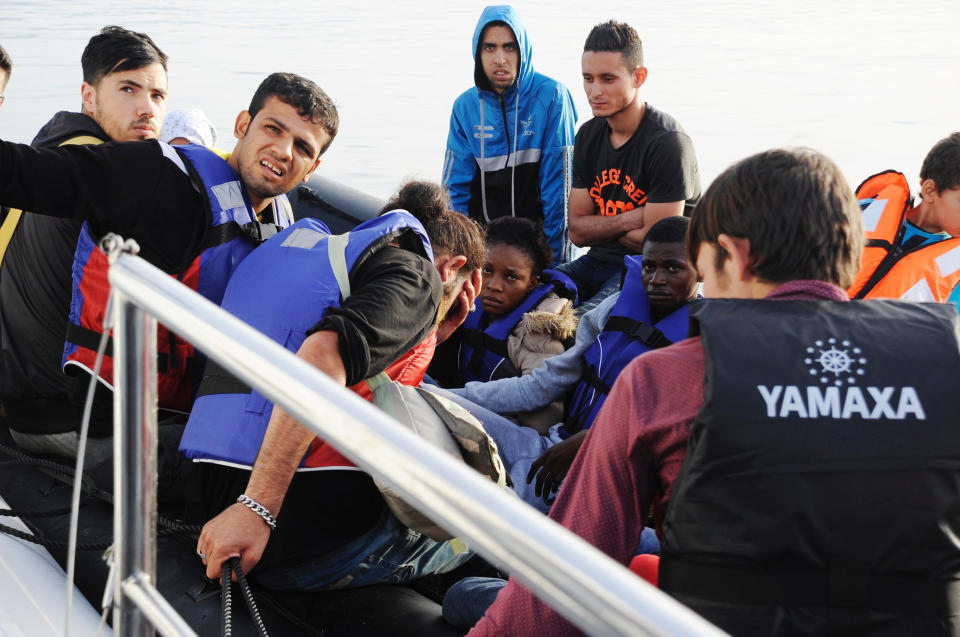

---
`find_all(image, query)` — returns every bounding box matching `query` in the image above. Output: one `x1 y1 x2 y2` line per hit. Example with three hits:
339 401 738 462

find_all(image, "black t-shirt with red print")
572 104 701 264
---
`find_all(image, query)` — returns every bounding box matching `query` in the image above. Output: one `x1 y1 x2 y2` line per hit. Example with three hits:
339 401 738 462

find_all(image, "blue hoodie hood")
472 5 534 95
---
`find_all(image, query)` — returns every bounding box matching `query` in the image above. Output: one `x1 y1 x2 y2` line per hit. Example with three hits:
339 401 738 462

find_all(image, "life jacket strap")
66 322 202 376
580 365 612 396
460 328 511 360
195 358 250 397
603 316 673 349
202 221 284 250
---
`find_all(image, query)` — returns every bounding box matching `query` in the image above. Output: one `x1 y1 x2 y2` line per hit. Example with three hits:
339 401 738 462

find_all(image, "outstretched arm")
452 293 617 413
0 138 205 271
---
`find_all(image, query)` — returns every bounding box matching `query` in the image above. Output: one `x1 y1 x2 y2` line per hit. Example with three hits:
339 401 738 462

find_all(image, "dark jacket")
0 112 110 434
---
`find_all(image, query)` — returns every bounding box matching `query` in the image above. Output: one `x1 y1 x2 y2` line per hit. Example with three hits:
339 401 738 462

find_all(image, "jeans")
441 528 661 628
426 387 563 513
554 254 623 315
442 576 507 629
252 508 473 592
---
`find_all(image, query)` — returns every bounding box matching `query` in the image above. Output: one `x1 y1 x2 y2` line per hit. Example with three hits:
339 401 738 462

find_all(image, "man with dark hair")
0 26 169 461
848 132 960 307
470 148 960 636
444 5 578 266
555 20 700 313
0 43 11 106
186 181 485 592
0 67 337 461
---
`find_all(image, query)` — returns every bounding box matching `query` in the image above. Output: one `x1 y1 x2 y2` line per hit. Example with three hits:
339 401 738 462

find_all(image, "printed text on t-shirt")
590 168 647 216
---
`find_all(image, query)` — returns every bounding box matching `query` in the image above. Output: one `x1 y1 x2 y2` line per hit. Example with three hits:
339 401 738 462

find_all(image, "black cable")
221 559 234 637
232 557 269 637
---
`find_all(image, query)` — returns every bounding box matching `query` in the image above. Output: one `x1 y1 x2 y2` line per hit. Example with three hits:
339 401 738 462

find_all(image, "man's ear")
302 157 322 183
920 178 938 202
80 82 96 115
233 110 251 140
716 233 754 282
633 66 648 88
435 254 468 284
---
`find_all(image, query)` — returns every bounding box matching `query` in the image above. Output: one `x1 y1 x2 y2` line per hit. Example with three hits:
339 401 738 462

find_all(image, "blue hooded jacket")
442 5 578 265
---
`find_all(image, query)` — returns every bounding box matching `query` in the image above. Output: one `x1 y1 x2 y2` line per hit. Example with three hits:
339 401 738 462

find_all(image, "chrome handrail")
108 247 726 637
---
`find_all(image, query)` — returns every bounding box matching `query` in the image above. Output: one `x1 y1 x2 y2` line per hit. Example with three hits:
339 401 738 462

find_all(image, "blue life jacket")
179 211 432 469
562 255 691 438
458 269 577 383
63 143 294 411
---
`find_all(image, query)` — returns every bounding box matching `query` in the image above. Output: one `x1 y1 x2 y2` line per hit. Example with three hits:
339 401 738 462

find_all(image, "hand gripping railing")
106 242 727 637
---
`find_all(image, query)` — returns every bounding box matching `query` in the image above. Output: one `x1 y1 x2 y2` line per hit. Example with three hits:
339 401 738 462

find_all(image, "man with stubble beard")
0 65 337 463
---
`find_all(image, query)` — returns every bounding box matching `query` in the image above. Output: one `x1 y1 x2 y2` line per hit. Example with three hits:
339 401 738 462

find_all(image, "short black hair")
641 215 689 252
0 43 12 77
583 20 643 70
484 217 553 278
81 26 167 86
920 132 960 194
247 72 339 155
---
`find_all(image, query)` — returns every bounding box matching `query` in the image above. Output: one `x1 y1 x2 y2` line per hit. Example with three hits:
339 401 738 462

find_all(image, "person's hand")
197 502 272 581
436 267 482 344
526 431 588 502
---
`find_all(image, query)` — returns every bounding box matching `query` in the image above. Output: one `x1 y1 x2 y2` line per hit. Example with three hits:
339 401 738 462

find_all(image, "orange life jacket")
847 170 960 302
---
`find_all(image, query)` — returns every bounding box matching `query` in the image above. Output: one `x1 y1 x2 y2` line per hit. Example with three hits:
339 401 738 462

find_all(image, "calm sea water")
1 0 957 199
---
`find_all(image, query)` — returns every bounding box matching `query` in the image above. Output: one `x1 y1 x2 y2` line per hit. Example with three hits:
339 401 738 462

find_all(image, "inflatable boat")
0 174 716 637
0 174 465 636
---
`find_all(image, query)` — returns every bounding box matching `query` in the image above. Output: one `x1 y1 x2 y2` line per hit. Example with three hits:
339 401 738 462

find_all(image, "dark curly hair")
381 180 484 272
484 217 553 277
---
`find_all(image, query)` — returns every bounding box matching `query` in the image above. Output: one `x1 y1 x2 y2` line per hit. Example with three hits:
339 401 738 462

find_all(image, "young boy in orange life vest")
848 132 960 308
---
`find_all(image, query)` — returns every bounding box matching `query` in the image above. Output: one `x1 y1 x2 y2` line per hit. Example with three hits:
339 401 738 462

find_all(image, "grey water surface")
1 0 957 198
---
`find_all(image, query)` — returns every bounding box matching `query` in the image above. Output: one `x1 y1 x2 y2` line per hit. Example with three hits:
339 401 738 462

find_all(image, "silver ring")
197 550 207 560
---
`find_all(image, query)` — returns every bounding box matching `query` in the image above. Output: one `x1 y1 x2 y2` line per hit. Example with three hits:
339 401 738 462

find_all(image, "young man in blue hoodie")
443 5 578 266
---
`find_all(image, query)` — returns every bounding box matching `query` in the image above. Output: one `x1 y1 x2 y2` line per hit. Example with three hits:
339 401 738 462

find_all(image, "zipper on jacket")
498 94 512 155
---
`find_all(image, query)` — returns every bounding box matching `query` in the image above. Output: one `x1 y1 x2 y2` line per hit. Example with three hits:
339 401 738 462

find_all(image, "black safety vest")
660 299 960 635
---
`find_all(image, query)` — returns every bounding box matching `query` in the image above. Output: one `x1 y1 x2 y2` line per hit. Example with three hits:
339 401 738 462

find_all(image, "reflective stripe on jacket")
848 170 960 302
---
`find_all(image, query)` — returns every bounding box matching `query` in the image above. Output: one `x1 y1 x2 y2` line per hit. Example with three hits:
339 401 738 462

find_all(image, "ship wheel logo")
804 338 867 386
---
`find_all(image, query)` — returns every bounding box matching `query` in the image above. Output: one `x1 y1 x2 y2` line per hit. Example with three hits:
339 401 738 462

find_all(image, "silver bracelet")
236 494 277 530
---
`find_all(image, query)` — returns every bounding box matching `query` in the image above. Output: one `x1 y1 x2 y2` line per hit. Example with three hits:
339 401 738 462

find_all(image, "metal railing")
107 245 727 637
